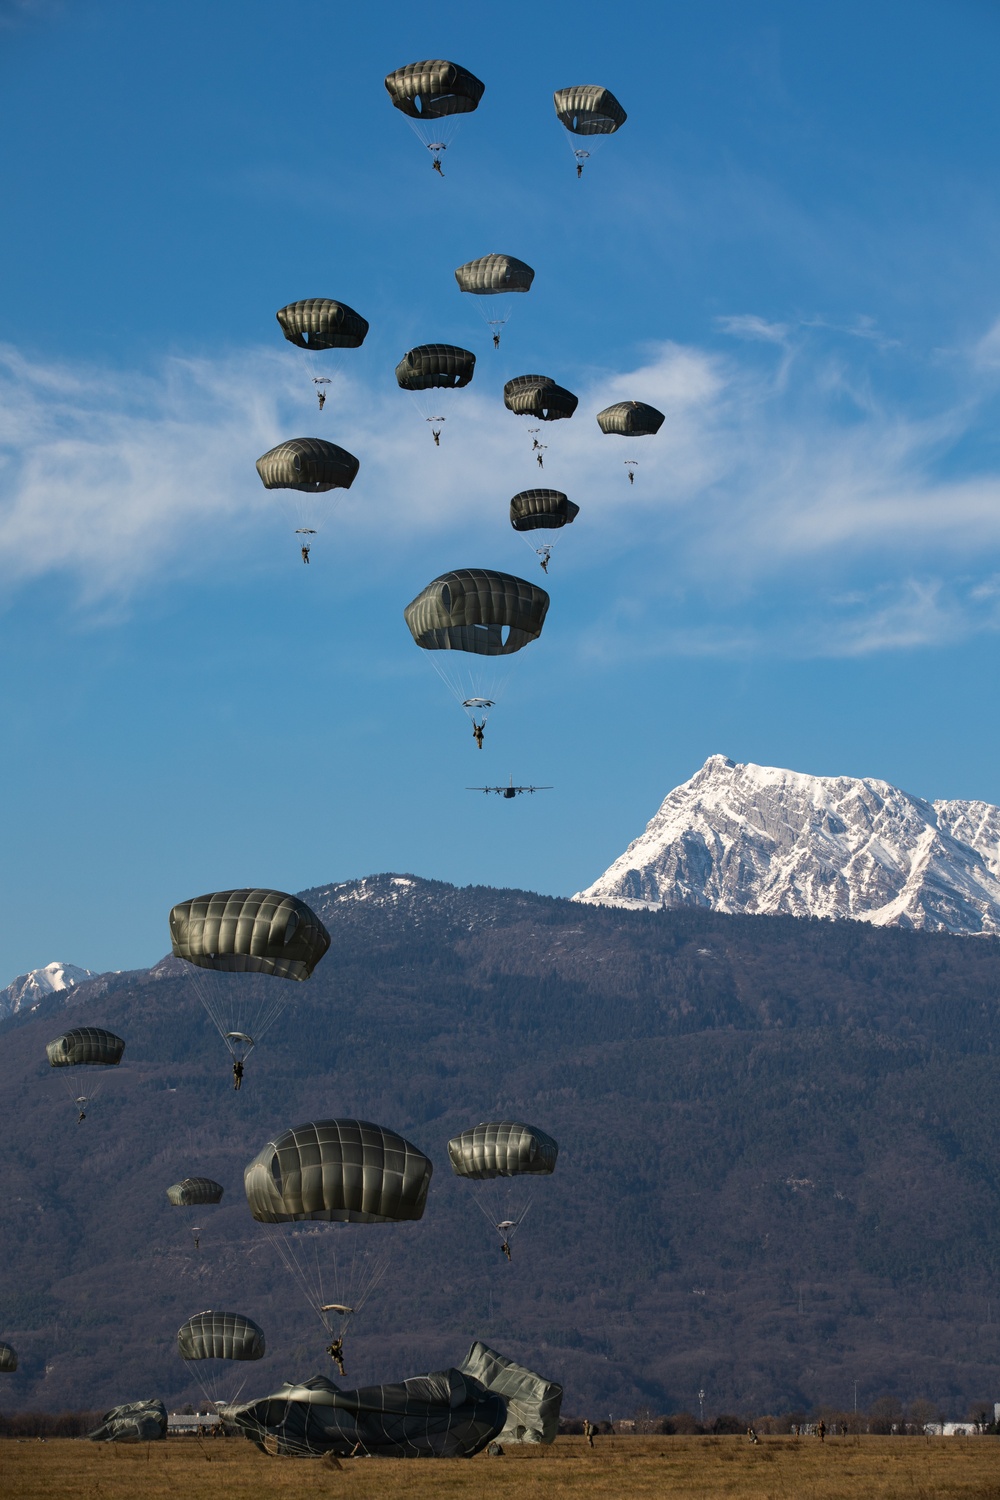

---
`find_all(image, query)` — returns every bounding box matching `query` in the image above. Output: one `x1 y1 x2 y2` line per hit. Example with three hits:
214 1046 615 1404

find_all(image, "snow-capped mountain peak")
0 961 96 1020
574 755 1000 936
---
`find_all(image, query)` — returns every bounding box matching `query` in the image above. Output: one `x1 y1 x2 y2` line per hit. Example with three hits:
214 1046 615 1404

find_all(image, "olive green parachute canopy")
404 569 549 656
510 490 579 532
503 375 578 421
448 1121 559 1179
553 85 627 136
385 59 485 119
244 1119 433 1224
167 1177 224 1207
396 345 476 391
596 401 665 437
276 300 369 351
88 1400 167 1443
169 888 331 981
256 438 360 493
46 1027 125 1068
0 1342 17 1373
177 1311 266 1362
454 254 534 296
459 1343 563 1445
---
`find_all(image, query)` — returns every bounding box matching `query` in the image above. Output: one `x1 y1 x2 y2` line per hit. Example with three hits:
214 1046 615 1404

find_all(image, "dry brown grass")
2 1433 999 1500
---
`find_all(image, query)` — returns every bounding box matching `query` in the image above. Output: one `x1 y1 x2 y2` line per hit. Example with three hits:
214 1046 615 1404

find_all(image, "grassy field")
2 1433 999 1500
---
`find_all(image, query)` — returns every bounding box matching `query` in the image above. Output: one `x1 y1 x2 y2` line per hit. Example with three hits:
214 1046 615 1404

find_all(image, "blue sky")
1 0 1000 978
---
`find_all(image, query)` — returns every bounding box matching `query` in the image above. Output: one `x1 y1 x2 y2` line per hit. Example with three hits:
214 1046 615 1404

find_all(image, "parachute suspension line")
188 1364 251 1417
187 972 291 1063
427 653 516 724
405 114 462 167
261 1224 392 1367
471 1182 534 1244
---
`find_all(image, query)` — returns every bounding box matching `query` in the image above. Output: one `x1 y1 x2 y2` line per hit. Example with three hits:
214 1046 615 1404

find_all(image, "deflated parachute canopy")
396 344 476 390
256 438 360 493
510 490 579 532
177 1311 266 1363
596 401 665 437
169 888 330 982
384 59 485 118
245 1118 433 1224
167 1177 224 1207
553 85 627 136
459 1342 563 1444
88 1400 167 1443
448 1121 559 1179
503 375 578 422
46 1028 125 1068
404 569 549 656
276 300 369 351
455 255 534 296
0 1342 17 1372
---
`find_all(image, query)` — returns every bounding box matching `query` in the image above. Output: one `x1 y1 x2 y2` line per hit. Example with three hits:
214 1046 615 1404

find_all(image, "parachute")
88 1400 167 1443
167 1177 224 1207
596 400 665 483
255 438 360 557
404 569 549 733
169 887 330 1067
459 1342 563 1445
47 1027 125 1120
245 1120 432 1371
276 300 369 351
448 1121 557 1256
553 85 627 175
178 1311 265 1411
384 59 485 173
510 489 579 573
0 1342 17 1373
396 345 476 444
503 375 578 422
454 255 534 344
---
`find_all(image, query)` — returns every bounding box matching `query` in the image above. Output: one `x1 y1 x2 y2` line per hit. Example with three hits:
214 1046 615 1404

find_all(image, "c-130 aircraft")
467 775 552 800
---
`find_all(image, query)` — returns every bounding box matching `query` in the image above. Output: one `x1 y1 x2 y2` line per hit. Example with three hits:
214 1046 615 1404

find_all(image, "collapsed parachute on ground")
178 1312 266 1363
596 401 665 437
276 300 369 351
553 85 627 136
503 375 578 421
169 888 330 1065
396 344 476 390
510 490 579 532
448 1121 559 1178
167 1177 224 1207
256 438 360 494
225 1340 556 1459
88 1400 167 1443
384 59 485 119
46 1028 125 1068
459 1342 563 1445
385 60 484 173
245 1119 432 1224
0 1342 17 1373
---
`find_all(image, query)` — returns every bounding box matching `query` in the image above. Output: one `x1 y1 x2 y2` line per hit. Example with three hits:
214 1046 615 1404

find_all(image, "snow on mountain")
574 754 1000 935
0 961 96 1020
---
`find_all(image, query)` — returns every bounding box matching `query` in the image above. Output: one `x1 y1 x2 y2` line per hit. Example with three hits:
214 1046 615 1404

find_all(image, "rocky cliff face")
574 754 1000 934
0 962 95 1020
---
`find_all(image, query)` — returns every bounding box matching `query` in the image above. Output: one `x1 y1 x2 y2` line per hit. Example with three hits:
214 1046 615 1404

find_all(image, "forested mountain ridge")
2 874 1000 1420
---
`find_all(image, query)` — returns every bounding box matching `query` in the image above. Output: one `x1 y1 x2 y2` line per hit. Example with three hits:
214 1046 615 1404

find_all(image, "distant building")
167 1413 220 1435
924 1422 982 1437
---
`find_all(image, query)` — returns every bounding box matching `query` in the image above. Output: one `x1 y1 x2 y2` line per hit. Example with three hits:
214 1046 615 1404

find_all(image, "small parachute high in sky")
276 298 369 411
404 569 549 741
177 1310 266 1412
503 375 578 422
448 1120 558 1260
169 888 330 1074
47 1027 125 1122
396 344 476 444
384 59 485 174
596 400 665 482
553 85 627 176
256 438 360 559
454 254 534 347
510 489 580 574
245 1119 432 1374
167 1177 224 1207
0 1342 17 1373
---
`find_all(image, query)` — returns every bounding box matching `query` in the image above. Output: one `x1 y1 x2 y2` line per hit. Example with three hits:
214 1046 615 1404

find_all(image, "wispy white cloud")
716 314 790 344
3 325 1000 659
